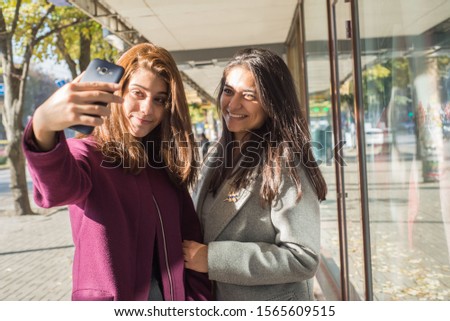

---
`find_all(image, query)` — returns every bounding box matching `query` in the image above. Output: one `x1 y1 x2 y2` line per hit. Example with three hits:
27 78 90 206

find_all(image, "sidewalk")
0 209 73 301
0 167 73 301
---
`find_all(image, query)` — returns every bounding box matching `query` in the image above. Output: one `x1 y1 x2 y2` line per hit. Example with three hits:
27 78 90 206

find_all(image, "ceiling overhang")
67 0 450 100
67 0 298 103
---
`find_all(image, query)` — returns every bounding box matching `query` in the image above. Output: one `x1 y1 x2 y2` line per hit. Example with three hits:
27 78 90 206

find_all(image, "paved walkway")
318 148 450 300
0 167 73 301
0 209 73 301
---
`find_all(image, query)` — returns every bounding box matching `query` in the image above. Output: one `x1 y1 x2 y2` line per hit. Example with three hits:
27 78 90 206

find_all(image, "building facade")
286 0 450 300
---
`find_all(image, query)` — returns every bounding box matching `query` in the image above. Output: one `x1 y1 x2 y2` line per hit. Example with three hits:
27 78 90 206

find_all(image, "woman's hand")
32 74 124 151
182 240 208 273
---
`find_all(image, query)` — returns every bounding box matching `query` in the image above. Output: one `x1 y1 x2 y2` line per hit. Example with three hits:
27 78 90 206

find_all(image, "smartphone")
70 59 125 135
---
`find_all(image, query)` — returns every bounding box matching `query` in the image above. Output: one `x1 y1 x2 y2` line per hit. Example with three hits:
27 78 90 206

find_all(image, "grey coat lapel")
204 181 254 242
191 165 211 214
193 165 258 242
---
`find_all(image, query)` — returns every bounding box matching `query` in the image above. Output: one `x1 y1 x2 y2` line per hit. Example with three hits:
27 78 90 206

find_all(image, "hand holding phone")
70 59 124 134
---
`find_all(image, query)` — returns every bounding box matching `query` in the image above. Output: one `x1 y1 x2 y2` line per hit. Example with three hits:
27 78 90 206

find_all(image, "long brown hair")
92 43 198 188
208 48 327 204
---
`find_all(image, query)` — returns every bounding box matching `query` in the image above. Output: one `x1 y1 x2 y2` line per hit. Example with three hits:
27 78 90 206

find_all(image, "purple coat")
22 121 212 301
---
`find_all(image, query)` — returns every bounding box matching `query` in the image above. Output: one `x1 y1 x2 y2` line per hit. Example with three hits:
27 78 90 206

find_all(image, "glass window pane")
334 0 367 301
359 0 450 300
304 0 357 299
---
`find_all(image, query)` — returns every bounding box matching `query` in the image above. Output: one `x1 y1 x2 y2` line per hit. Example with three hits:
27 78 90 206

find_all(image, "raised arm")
22 75 123 207
32 74 122 151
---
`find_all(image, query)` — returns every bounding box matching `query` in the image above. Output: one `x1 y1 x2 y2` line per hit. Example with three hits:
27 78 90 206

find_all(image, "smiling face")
122 68 168 138
220 66 267 142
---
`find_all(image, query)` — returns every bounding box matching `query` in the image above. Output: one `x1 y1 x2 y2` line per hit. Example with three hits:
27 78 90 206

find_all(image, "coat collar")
192 163 258 242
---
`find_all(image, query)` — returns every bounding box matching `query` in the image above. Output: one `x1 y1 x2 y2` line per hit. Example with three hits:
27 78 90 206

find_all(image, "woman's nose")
227 94 242 111
140 99 154 115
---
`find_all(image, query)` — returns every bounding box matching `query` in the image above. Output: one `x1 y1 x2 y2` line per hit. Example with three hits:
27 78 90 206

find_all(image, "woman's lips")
134 117 152 124
228 111 246 118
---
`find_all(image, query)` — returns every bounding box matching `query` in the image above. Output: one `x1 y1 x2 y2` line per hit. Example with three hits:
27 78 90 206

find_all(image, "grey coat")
192 163 320 301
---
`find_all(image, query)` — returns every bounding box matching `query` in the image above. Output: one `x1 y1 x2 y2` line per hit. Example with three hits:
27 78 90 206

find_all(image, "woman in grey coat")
183 48 327 301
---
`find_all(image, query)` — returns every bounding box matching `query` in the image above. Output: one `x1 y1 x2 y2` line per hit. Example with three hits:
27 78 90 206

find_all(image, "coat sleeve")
22 119 93 208
179 188 213 300
207 168 321 286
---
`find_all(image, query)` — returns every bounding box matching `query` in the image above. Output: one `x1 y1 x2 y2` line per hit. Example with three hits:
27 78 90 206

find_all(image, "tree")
0 0 90 215
37 7 118 79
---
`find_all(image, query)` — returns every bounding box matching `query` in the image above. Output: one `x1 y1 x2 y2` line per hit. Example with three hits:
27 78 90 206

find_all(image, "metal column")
348 0 374 301
326 0 350 301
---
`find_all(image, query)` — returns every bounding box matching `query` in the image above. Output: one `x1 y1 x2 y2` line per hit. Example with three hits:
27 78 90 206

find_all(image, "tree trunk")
56 32 78 79
1 6 35 215
2 63 35 215
79 28 91 72
8 128 34 215
1 2 86 215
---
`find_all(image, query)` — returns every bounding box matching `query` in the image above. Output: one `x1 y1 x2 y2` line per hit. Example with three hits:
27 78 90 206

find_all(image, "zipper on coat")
152 195 174 300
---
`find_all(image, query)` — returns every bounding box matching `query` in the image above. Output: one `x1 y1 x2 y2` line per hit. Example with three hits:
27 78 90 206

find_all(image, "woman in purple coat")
22 43 212 301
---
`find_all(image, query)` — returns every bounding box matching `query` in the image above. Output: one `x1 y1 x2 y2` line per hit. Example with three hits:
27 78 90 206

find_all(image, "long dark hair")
208 48 327 204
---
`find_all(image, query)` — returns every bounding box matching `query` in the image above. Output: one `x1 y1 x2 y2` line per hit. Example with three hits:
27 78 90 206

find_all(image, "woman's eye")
223 88 233 95
154 97 167 105
244 93 256 100
131 90 143 97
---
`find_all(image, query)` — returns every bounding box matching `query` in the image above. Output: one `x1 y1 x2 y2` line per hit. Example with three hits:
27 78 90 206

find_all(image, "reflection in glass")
358 0 450 300
304 0 450 300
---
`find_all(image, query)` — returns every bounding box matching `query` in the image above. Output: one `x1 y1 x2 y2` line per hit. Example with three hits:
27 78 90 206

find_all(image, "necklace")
224 192 239 203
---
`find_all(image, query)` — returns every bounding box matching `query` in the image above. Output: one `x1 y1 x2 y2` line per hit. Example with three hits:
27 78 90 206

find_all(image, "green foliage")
437 56 450 78
337 57 413 116
2 0 118 74
40 13 119 68
34 5 89 62
389 57 411 88
362 64 391 93
340 93 353 106
189 103 206 123
188 103 218 124
2 0 51 56
393 94 410 108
